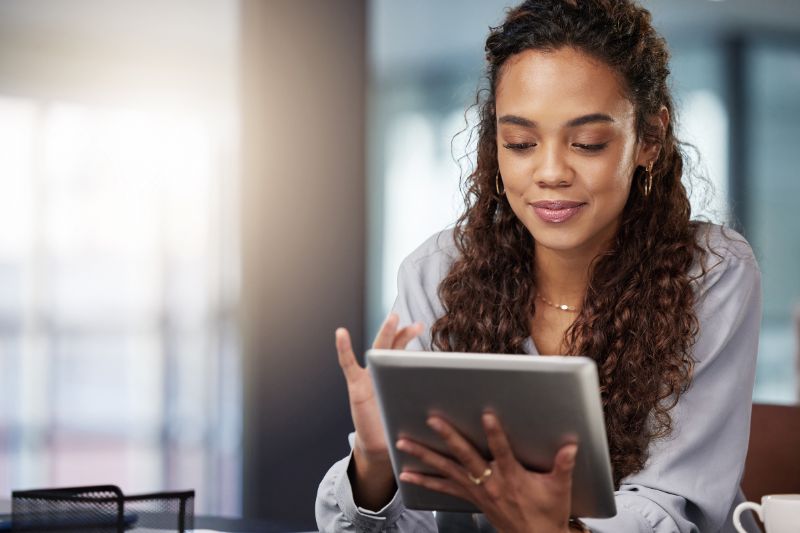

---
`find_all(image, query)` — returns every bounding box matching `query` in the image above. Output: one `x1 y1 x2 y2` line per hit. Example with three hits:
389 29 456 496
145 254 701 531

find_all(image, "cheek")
496 153 531 194
503 184 532 225
592 166 632 197
585 147 637 200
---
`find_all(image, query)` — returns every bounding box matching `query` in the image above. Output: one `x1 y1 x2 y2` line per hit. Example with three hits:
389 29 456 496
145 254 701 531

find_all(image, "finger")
398 471 472 502
482 412 519 478
335 327 363 382
427 417 488 486
391 322 425 350
396 438 464 481
372 313 399 350
550 443 578 483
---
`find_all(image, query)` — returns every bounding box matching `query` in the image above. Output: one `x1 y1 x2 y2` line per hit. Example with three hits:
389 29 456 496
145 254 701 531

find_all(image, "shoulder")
694 222 758 268
391 229 460 341
691 222 761 304
398 228 460 286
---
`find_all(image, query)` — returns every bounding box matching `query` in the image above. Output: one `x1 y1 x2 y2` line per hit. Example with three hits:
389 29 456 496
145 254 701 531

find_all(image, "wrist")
353 442 392 476
350 445 396 511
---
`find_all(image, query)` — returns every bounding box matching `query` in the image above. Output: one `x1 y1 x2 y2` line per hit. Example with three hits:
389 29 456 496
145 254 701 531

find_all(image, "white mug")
733 494 800 533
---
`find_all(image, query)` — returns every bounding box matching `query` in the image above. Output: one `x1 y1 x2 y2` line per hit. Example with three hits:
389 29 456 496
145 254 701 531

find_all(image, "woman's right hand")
336 313 424 509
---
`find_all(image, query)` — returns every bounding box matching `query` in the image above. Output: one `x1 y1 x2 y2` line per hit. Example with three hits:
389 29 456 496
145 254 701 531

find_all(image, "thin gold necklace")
536 292 579 313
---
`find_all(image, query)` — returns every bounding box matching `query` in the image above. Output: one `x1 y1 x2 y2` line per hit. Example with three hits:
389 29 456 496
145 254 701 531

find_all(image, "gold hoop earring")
642 162 654 197
496 171 505 196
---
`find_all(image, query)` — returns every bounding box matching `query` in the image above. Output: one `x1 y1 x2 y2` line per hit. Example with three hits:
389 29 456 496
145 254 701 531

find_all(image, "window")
0 96 241 514
747 41 800 403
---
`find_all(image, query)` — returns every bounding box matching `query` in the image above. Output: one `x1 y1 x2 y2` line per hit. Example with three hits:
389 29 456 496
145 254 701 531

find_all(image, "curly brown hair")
430 0 706 487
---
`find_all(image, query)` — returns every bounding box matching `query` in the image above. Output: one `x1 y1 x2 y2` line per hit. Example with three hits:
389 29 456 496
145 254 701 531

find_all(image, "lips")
530 200 586 223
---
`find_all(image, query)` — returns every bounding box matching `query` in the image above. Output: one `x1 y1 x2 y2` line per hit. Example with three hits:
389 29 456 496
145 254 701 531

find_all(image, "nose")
533 142 572 188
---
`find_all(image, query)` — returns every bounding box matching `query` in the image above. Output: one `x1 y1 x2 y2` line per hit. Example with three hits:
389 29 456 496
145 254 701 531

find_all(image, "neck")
533 216 620 307
534 240 609 308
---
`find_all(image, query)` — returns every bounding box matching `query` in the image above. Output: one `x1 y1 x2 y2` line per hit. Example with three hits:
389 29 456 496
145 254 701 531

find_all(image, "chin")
525 223 586 251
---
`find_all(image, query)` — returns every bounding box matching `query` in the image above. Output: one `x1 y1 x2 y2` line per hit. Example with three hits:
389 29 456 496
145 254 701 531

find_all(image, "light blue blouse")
315 223 762 533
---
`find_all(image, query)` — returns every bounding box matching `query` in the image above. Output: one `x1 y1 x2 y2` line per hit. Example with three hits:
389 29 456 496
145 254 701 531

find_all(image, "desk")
0 500 314 533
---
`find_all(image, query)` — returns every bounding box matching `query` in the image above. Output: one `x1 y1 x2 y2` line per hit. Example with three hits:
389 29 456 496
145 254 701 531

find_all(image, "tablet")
366 349 616 518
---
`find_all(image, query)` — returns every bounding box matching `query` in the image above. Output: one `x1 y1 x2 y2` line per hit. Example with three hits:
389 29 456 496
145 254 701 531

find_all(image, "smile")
530 200 586 223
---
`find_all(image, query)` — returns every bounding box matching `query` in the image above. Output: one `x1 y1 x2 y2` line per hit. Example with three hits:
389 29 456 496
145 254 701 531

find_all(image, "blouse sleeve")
315 249 448 532
314 437 438 533
583 235 762 532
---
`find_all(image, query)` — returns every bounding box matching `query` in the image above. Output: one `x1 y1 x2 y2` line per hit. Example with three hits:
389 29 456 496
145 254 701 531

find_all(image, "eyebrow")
497 113 615 128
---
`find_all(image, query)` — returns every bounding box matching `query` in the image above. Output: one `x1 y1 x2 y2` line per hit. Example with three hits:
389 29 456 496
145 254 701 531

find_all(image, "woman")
316 1 761 531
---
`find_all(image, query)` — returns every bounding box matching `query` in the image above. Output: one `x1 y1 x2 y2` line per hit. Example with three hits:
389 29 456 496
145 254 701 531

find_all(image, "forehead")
495 47 635 125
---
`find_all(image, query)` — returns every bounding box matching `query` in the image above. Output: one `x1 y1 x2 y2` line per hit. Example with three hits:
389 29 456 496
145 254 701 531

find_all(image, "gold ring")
467 467 493 485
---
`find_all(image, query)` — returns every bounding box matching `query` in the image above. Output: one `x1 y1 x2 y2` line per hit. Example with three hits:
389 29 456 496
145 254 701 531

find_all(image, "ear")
635 105 669 168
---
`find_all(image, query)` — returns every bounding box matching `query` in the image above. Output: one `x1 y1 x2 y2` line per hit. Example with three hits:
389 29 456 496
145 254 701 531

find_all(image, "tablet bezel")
366 349 616 518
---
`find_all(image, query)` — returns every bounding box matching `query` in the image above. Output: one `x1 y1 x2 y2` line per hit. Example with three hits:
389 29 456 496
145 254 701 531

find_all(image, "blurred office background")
0 0 797 529
0 0 241 517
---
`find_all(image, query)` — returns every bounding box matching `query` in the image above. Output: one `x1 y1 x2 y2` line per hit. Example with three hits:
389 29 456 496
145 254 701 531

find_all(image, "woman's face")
495 46 653 256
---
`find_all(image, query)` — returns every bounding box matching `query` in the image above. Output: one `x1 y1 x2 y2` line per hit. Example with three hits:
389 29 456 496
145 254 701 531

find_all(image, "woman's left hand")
397 413 577 533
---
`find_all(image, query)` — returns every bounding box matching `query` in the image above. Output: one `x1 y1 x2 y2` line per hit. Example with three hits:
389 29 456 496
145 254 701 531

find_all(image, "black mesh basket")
11 485 194 532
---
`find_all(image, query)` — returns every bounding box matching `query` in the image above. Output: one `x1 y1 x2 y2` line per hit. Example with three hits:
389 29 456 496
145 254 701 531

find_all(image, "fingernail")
566 445 578 463
396 439 408 450
427 417 443 431
399 472 412 482
482 413 496 428
335 329 347 346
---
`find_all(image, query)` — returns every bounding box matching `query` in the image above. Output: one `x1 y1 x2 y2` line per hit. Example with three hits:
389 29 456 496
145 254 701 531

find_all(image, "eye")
573 142 608 152
503 142 536 152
